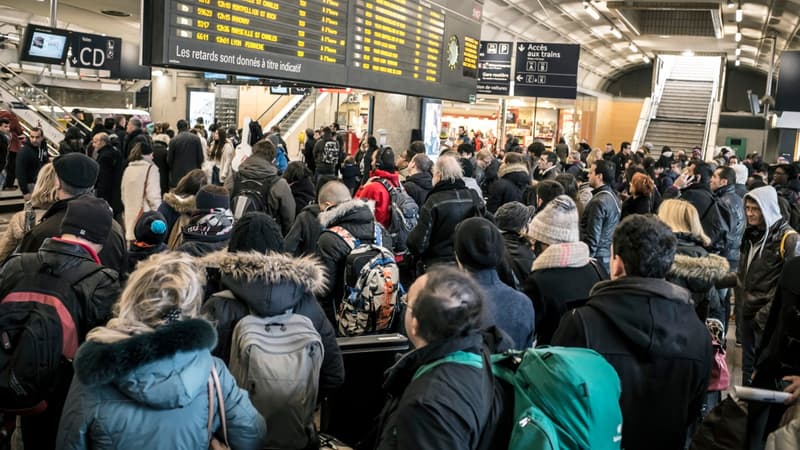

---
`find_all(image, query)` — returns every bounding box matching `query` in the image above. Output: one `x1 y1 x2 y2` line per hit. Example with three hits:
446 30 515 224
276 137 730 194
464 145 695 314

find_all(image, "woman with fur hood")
157 168 208 248
201 212 344 388
659 199 730 322
487 152 531 213
57 252 267 450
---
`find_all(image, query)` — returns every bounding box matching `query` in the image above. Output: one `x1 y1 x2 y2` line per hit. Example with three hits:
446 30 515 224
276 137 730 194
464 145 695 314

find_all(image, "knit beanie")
228 211 284 254
195 185 230 211
454 217 505 270
54 153 99 188
134 211 168 245
528 195 580 245
495 201 536 233
60 196 112 244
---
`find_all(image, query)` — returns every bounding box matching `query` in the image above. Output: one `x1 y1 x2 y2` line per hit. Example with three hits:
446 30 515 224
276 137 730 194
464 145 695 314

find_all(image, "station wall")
593 97 644 150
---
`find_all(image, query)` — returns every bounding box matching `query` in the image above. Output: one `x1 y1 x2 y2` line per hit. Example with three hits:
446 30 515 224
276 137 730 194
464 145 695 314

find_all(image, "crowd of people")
0 112 799 450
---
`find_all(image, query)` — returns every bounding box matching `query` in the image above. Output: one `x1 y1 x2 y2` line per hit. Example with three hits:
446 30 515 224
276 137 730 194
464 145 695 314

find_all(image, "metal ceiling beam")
605 2 720 10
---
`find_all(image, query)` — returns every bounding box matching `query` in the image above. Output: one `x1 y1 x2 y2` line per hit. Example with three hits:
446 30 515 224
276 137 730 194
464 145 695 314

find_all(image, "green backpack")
413 346 623 450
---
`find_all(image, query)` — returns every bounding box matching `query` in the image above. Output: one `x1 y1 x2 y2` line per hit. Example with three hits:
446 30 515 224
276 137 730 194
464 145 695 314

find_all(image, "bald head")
317 180 352 206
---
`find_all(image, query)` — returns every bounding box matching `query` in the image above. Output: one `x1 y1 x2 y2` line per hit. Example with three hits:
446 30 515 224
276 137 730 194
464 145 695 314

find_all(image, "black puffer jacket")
235 153 296 235
666 233 729 322
167 131 204 188
756 256 800 379
664 183 727 254
500 231 535 284
579 184 620 261
288 176 316 217
480 158 500 197
408 179 486 268
404 171 433 206
283 203 322 257
201 251 345 391
94 144 124 216
487 163 530 213
17 195 128 276
316 199 391 320
715 184 745 264
552 277 711 450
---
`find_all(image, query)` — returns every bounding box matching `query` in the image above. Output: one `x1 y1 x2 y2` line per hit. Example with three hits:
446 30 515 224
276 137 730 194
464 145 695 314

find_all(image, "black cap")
228 212 284 253
54 153 99 189
60 196 112 244
455 217 505 270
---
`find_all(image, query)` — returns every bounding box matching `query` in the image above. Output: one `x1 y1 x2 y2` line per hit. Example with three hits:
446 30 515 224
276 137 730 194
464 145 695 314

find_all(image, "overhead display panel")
143 0 480 102
476 41 512 95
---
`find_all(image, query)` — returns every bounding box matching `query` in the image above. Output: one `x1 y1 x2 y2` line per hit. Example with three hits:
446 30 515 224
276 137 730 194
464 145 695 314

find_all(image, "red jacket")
355 169 400 228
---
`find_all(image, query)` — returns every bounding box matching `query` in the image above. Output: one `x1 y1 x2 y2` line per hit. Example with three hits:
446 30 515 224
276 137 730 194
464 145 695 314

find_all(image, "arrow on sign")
518 44 525 52
516 74 524 82
71 57 78 64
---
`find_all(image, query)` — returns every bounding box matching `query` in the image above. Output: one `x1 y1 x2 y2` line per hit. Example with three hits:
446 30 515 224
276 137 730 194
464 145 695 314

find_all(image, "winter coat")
313 138 341 175
127 242 167 270
288 175 316 217
356 169 401 228
739 187 800 326
58 138 84 155
0 205 47 262
620 194 653 219
340 163 361 193
152 140 170 197
95 144 124 216
284 203 322 257
552 277 712 450
500 230 535 285
487 163 530 213
201 251 345 391
167 131 204 188
16 141 48 195
404 171 433 206
121 160 162 241
302 137 316 173
666 233 729 322
664 183 726 254
218 141 235 182
408 179 486 268
374 332 500 450
657 171 678 195
756 257 800 380
57 319 267 450
177 209 234 257
533 166 559 182
316 199 392 320
17 195 128 276
480 158 500 195
579 184 620 261
470 269 534 349
122 128 149 161
158 193 196 241
715 183 745 264
523 241 607 346
236 152 296 235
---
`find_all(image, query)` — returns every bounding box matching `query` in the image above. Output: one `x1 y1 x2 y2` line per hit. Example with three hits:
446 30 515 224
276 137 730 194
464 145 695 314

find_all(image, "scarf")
532 241 591 271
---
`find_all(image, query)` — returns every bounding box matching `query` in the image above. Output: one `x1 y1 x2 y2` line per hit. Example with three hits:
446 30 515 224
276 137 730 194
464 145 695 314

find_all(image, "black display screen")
19 25 70 65
142 0 479 101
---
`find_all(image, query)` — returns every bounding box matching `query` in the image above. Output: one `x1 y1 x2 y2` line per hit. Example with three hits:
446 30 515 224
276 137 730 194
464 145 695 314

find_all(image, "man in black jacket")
407 153 486 270
16 127 48 200
18 153 127 276
0 195 121 449
553 215 712 450
315 181 391 323
92 132 124 218
313 126 342 178
711 165 745 332
374 267 506 450
167 119 204 188
302 128 316 173
402 153 433 207
121 117 150 162
580 159 620 273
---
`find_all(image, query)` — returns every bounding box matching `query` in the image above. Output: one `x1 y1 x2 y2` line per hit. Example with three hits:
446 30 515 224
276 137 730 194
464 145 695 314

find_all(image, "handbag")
706 319 730 391
207 366 230 450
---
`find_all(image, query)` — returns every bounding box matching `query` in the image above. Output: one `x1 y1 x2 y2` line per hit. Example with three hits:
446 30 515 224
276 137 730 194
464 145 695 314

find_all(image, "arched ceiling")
481 0 800 91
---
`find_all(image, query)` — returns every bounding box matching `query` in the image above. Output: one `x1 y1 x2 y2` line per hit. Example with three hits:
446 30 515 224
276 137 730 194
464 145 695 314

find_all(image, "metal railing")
632 56 670 149
701 58 725 159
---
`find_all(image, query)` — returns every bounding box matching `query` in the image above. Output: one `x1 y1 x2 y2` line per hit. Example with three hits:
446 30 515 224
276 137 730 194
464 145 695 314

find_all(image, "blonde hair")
30 163 59 209
89 253 206 341
657 199 711 246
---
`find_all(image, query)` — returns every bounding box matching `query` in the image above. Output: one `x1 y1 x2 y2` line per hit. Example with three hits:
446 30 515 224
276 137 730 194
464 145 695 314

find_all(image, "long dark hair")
209 128 228 161
173 168 208 196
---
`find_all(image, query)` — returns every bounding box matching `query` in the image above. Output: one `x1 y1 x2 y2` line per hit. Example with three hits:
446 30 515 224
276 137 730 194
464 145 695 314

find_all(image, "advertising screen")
20 25 70 65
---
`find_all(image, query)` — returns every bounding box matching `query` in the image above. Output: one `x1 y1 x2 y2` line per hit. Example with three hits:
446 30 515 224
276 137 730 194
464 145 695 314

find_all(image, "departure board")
143 0 481 102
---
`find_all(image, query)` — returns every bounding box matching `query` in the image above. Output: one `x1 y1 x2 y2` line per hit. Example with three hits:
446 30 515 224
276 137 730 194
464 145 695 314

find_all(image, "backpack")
229 311 324 449
416 347 624 450
370 178 418 256
231 173 277 220
0 254 103 414
699 194 731 255
275 145 288 174
321 139 339 166
328 224 402 336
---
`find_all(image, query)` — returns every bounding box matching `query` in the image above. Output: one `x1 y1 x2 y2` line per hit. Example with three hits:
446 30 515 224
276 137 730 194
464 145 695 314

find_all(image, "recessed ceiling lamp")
643 55 651 64
735 31 742 42
151 69 164 77
735 59 741 66
610 27 622 39
101 10 131 17
629 43 638 52
736 47 742 56
682 50 695 57
584 3 600 21
736 7 743 23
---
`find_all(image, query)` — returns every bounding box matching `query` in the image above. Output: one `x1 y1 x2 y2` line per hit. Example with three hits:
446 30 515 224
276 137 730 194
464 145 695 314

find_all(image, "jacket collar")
714 184 736 197
499 163 529 178
318 199 373 228
369 169 400 186
163 193 196 214
590 276 692 303
40 237 101 265
51 237 101 264
200 250 328 295
430 178 467 195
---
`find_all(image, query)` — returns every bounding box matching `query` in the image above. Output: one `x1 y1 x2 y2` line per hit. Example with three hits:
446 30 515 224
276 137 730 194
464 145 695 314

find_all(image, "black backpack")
699 194 731 255
231 173 278 220
370 178 418 256
0 254 103 414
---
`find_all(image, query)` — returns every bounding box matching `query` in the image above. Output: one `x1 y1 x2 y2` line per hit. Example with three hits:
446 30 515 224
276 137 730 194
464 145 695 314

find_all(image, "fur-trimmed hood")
318 198 374 228
163 192 196 214
74 319 216 409
669 253 730 285
499 163 530 178
201 250 328 316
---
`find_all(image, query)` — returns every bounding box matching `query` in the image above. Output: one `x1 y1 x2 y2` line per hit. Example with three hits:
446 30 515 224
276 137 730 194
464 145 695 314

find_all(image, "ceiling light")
682 50 695 57
727 0 735 7
610 27 622 39
584 3 600 21
152 69 164 77
735 31 742 42
736 47 741 56
736 8 743 23
735 59 741 66
643 55 651 64
629 43 638 52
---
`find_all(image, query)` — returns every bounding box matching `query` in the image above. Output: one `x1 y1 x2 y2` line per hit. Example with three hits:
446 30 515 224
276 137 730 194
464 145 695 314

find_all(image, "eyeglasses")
401 295 412 310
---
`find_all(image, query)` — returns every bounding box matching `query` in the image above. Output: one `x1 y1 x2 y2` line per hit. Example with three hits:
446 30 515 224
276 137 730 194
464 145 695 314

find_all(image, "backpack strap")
412 351 483 381
328 226 359 250
373 223 383 248
780 230 798 260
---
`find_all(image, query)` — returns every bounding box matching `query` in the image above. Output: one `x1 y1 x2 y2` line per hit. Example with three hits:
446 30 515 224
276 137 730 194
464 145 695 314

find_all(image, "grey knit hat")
528 195 580 245
495 201 536 232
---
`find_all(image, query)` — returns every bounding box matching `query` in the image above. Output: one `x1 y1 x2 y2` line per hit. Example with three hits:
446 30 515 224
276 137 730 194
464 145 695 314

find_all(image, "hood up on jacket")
588 277 696 357
745 185 785 257
162 193 196 214
318 198 375 229
75 319 216 409
201 251 327 315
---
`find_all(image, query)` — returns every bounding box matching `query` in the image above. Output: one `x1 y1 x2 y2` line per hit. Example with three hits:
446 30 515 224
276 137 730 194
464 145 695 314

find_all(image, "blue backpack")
275 145 288 174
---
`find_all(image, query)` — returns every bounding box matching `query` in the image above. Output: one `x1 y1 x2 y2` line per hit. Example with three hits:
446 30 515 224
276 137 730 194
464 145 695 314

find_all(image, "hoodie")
356 169 401 228
403 171 433 206
487 163 530 213
552 276 712 450
236 153 296 235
